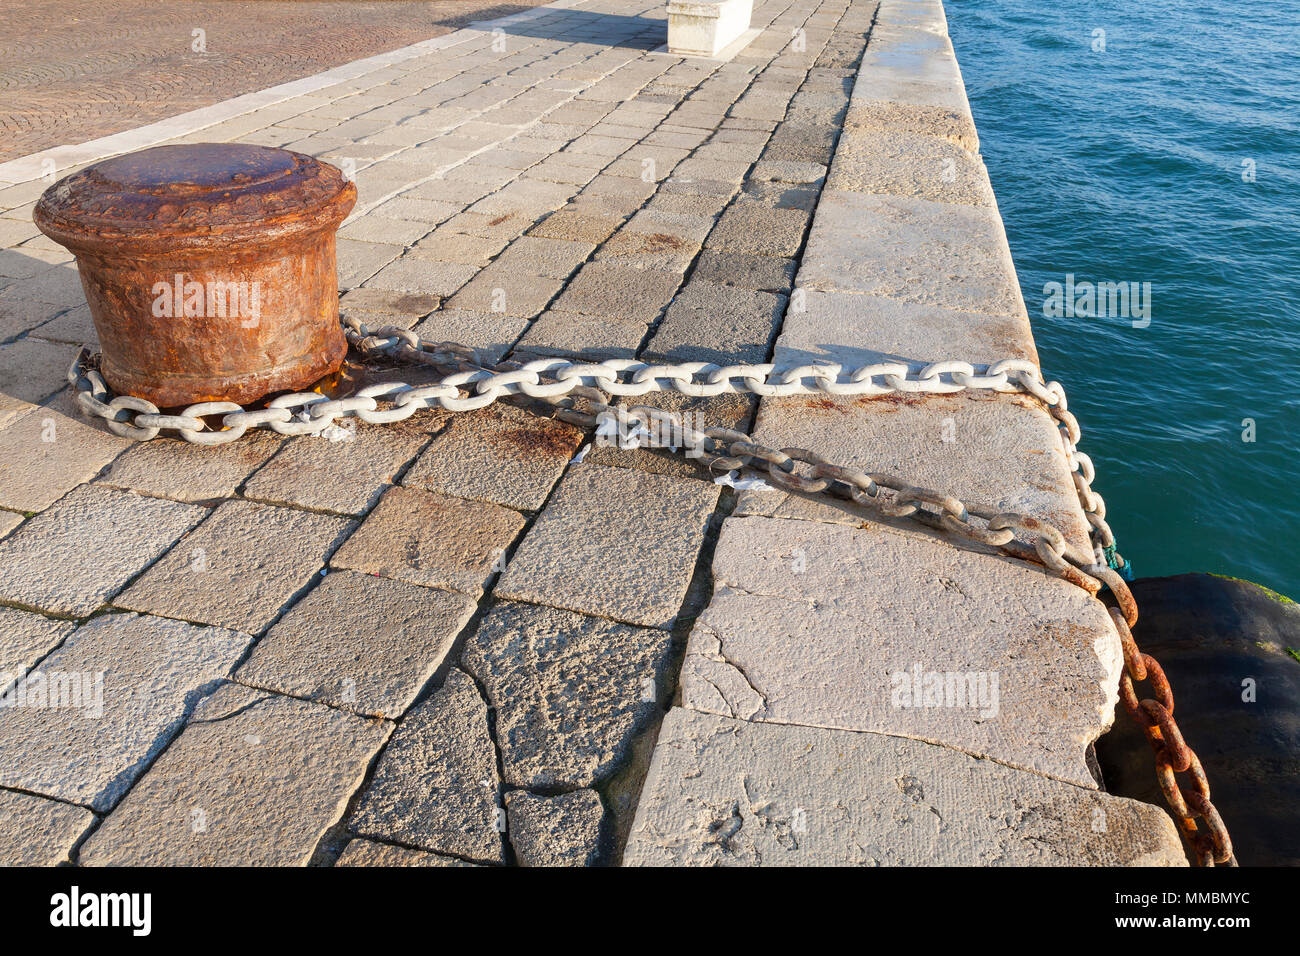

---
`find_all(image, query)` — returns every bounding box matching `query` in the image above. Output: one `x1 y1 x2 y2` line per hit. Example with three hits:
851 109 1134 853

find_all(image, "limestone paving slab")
496 462 720 629
623 708 1187 866
462 601 674 790
0 612 251 811
99 431 285 504
80 682 392 866
331 484 524 596
236 570 476 719
401 402 583 512
644 280 787 366
0 484 205 618
827 126 994 206
0 393 133 513
242 420 432 515
0 789 96 866
349 668 505 864
114 499 356 634
0 606 75 692
797 190 1026 317
679 515 1120 788
506 789 606 866
336 838 477 867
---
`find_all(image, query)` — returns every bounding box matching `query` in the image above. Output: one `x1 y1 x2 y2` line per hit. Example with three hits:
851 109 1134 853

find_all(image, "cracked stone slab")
330 485 524 597
745 389 1092 554
0 789 95 866
0 606 75 694
624 708 1187 866
797 190 1026 316
0 612 251 811
242 420 432 516
350 668 505 864
679 516 1118 787
462 601 673 790
336 838 478 867
506 790 606 867
80 682 392 866
98 430 284 504
496 462 720 629
401 402 583 512
0 393 132 513
115 499 356 633
236 570 475 719
0 484 205 617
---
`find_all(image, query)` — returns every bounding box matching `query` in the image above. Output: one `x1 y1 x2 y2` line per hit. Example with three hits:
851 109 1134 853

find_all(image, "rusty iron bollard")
34 143 356 407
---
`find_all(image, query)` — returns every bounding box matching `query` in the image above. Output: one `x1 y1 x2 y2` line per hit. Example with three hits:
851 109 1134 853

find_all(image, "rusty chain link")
65 317 1230 864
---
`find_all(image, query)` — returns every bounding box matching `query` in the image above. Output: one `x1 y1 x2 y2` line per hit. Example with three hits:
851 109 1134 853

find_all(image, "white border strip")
0 0 591 186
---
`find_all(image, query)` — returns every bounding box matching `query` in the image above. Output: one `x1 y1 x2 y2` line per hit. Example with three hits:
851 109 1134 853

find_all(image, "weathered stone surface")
625 708 1187 866
0 509 21 539
773 289 1035 371
585 390 756 479
553 262 682 322
845 97 978 152
506 790 606 867
445 268 566 317
0 789 95 866
363 257 479 297
797 190 1025 316
691 250 796 292
514 309 649 361
828 127 993 206
115 499 356 633
0 336 74 404
679 515 1119 787
750 160 828 185
80 682 392 865
496 462 719 629
0 606 74 691
0 612 251 811
0 484 204 617
236 570 475 719
350 668 505 864
402 403 582 511
706 200 810 257
409 229 509 265
336 838 477 867
99 431 284 504
331 485 523 596
492 236 596 278
463 601 673 790
527 209 622 244
243 421 431 515
747 390 1092 553
0 394 132 512
410 309 529 365
644 280 787 365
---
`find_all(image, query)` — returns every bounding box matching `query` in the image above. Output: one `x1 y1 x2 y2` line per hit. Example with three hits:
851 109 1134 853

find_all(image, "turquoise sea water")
947 0 1300 598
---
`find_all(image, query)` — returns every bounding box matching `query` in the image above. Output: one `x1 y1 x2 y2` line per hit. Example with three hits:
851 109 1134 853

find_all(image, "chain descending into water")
65 317 1233 865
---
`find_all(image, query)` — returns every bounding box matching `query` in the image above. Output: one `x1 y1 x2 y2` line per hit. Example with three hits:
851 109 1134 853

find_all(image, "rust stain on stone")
490 423 581 459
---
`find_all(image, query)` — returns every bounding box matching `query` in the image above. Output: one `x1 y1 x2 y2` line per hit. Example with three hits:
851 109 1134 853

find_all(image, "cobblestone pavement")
0 0 1186 866
0 0 549 161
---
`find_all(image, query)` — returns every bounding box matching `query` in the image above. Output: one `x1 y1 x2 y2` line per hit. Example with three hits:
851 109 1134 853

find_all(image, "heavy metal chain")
66 317 1231 864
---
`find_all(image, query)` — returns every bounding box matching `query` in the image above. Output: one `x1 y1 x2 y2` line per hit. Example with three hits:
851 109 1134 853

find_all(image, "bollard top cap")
34 143 356 254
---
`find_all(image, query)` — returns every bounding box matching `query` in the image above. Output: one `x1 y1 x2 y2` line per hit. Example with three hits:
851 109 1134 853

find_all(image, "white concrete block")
667 0 754 57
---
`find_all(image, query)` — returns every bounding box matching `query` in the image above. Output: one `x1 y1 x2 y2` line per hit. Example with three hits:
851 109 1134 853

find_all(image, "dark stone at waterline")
1094 573 1300 866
